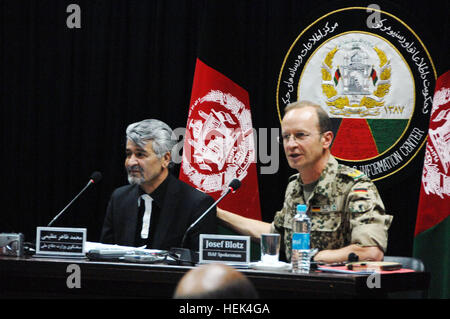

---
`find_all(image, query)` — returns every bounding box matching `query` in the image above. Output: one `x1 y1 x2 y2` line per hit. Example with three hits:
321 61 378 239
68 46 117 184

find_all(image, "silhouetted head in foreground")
173 263 258 299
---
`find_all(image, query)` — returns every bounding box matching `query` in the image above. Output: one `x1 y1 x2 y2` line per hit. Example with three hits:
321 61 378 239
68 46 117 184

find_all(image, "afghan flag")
179 58 262 222
333 68 341 86
413 70 450 299
370 68 378 85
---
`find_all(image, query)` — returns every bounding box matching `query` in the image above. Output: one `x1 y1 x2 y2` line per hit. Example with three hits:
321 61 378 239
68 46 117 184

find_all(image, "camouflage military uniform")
271 155 393 261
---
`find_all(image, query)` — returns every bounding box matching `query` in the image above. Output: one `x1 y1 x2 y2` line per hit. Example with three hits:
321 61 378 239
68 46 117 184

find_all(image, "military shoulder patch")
348 170 365 180
339 165 366 180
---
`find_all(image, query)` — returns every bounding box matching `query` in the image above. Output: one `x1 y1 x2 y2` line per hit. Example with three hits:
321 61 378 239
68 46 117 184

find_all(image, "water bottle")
291 204 311 273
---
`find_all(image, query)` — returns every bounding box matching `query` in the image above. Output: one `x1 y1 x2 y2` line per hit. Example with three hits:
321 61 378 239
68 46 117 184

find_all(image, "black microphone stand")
47 180 94 227
170 184 238 266
180 187 232 248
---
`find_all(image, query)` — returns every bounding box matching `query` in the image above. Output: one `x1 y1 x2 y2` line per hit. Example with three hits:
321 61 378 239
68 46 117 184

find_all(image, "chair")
383 256 425 272
383 256 427 299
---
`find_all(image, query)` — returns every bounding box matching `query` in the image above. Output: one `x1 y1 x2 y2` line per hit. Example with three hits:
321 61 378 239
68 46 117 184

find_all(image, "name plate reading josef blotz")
199 234 250 265
36 227 86 257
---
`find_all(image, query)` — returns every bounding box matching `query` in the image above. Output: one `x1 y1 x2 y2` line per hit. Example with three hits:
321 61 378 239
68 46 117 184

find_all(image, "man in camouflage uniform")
272 155 392 262
218 100 392 263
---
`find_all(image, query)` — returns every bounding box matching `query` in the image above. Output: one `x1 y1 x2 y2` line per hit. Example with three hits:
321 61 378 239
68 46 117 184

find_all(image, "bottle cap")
296 204 307 213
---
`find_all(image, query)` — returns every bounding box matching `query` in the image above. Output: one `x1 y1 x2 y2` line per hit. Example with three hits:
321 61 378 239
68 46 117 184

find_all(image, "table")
0 256 429 298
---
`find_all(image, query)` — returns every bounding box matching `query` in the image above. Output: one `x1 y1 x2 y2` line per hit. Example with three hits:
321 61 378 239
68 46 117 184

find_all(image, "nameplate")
35 227 86 257
199 234 250 265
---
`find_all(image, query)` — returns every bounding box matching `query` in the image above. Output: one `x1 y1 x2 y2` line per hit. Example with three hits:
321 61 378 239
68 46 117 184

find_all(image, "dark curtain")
2 0 204 237
1 0 449 256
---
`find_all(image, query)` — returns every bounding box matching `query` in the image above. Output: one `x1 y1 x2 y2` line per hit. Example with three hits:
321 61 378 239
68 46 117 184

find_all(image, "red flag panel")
415 70 450 236
179 58 262 221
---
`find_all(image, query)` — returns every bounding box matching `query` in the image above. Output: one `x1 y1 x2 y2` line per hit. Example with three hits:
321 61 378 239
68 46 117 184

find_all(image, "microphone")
170 179 241 266
47 171 102 227
180 178 241 249
89 171 103 184
228 178 241 193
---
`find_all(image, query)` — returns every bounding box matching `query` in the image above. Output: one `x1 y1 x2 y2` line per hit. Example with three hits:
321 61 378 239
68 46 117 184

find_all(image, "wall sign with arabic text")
277 7 436 181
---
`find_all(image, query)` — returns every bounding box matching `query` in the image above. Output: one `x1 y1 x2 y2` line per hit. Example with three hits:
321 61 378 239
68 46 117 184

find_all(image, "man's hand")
313 244 384 263
217 207 271 239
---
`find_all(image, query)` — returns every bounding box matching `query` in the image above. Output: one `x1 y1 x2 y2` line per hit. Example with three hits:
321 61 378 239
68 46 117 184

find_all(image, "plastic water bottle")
291 204 311 273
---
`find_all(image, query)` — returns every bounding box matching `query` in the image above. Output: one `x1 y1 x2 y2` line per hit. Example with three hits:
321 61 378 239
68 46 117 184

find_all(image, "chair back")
383 256 425 272
383 256 427 299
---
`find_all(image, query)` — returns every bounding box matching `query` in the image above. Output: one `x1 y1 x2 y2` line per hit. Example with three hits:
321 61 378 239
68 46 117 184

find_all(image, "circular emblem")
277 7 436 181
182 90 255 192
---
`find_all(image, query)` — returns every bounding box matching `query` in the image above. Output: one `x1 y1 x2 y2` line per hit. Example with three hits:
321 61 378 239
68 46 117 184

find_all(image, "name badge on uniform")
310 204 337 213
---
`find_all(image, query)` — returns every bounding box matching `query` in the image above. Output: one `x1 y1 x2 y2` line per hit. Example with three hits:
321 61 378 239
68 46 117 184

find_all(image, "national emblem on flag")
179 58 262 221
413 70 450 299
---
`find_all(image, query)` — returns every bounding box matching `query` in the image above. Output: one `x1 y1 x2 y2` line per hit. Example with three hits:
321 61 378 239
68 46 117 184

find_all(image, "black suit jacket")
100 174 217 251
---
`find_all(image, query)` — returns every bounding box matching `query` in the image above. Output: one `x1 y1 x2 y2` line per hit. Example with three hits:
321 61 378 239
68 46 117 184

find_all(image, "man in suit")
100 119 217 251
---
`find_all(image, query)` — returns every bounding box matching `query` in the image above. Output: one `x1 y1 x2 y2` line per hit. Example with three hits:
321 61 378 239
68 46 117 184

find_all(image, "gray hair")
126 119 177 162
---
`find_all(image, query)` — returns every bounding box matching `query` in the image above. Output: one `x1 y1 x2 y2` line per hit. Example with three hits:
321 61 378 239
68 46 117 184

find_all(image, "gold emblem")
321 43 392 117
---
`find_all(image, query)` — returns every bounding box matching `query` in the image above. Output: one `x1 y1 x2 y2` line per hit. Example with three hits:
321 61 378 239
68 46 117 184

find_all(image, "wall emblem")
277 7 436 180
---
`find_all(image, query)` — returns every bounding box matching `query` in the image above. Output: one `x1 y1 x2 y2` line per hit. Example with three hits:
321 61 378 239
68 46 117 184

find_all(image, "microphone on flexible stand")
181 178 241 248
47 171 102 227
170 179 242 265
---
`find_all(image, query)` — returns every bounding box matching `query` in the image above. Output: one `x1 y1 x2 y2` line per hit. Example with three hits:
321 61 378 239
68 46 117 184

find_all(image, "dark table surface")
0 256 430 299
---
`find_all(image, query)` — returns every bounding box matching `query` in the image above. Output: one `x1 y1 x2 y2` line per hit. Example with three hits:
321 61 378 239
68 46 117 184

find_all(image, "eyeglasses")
277 131 324 145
